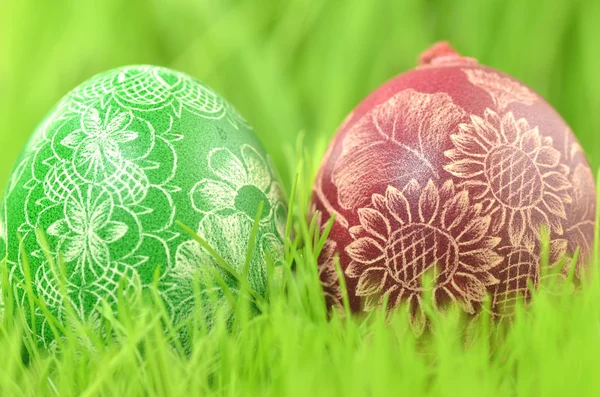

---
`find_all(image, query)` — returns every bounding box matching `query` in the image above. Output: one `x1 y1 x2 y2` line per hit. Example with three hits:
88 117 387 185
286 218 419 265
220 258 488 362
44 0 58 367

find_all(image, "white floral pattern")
1 65 287 347
69 66 239 125
462 68 537 110
61 106 137 181
170 213 284 319
444 109 572 251
47 185 128 279
344 179 501 333
331 89 467 211
314 71 595 330
191 144 286 233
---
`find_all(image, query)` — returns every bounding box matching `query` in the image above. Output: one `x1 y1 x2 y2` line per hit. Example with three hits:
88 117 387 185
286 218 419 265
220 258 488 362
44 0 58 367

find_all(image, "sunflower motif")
345 178 502 333
444 109 572 251
190 144 286 235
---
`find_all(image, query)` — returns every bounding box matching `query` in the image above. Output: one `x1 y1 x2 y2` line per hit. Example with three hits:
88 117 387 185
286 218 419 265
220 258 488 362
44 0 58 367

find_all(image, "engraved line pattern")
462 68 537 110
315 81 592 330
444 108 572 250
2 65 285 347
343 178 501 334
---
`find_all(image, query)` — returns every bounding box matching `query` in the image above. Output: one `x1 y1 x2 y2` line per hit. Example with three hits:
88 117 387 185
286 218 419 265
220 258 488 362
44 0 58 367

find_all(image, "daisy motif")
47 185 128 281
191 144 286 233
345 179 502 334
61 105 137 181
444 109 572 250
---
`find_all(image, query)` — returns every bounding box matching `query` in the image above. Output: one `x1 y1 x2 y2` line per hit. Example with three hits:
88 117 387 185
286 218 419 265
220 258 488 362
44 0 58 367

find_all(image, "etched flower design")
172 213 283 301
319 240 343 307
61 105 137 181
560 129 597 273
566 164 596 268
331 89 467 210
490 241 569 318
113 66 226 120
47 185 128 280
345 179 501 333
463 69 537 110
444 109 572 250
191 144 286 232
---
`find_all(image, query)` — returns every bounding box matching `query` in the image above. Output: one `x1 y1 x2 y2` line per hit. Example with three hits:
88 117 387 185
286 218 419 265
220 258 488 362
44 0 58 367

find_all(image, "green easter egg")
0 65 287 346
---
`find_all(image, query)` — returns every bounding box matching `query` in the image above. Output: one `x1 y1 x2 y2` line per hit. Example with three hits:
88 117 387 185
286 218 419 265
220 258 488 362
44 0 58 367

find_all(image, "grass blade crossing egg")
0 65 287 347
312 43 597 331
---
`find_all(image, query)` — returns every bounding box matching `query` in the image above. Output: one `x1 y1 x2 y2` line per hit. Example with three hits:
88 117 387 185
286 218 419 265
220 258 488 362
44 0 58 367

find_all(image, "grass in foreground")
0 155 599 397
1 1 600 395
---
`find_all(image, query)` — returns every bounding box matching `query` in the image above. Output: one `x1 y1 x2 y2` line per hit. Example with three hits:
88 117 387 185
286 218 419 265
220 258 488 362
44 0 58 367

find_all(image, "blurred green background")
1 0 599 192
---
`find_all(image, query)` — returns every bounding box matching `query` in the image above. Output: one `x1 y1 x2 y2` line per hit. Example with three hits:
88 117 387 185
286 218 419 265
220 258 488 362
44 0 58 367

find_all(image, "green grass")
1 0 600 396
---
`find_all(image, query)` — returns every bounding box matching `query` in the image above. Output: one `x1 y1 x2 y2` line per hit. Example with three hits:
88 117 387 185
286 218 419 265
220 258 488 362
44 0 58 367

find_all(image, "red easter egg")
312 42 597 330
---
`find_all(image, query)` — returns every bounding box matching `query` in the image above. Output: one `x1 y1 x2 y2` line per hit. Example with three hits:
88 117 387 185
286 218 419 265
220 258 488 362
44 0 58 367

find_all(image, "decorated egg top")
312 44 596 327
0 65 287 346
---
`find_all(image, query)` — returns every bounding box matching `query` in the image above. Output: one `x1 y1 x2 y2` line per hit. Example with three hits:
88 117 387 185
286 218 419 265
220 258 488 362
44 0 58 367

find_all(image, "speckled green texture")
0 65 287 347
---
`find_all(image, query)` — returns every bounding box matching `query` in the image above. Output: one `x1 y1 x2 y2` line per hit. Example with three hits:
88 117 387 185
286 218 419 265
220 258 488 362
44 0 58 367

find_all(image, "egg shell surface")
0 65 287 346
312 55 597 329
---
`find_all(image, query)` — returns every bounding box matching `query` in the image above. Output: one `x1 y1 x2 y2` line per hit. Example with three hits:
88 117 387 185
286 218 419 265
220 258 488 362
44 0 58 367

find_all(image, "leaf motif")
333 141 430 210
373 89 467 156
462 68 537 110
333 89 467 210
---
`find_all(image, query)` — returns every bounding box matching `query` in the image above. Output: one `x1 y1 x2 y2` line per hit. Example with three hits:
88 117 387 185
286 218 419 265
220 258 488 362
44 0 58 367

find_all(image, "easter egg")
0 65 287 345
312 43 597 330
